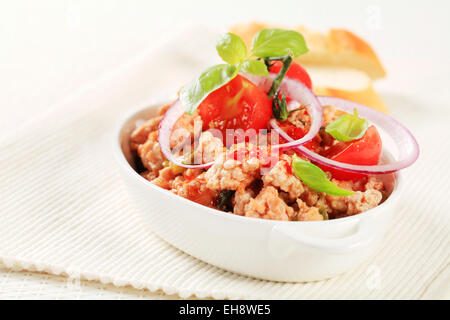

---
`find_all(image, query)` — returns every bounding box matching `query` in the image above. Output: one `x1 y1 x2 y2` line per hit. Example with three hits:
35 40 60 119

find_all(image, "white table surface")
1 0 449 299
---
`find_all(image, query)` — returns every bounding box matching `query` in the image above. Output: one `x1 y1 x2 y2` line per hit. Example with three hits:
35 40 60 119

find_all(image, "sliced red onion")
158 99 214 169
160 74 322 168
242 72 322 150
273 96 420 174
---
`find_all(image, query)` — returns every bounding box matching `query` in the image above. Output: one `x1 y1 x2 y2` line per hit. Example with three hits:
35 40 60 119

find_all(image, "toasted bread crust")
230 22 386 80
230 22 387 111
325 29 386 79
314 85 387 113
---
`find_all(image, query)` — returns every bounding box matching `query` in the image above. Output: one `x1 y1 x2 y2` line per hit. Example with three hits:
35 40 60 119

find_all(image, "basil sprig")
181 64 239 115
272 91 289 121
251 28 308 58
292 155 354 196
180 29 308 114
325 108 369 142
241 60 268 76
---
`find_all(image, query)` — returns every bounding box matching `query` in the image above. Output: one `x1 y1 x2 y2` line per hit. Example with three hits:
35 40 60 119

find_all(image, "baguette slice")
305 66 387 113
230 22 386 80
230 22 387 112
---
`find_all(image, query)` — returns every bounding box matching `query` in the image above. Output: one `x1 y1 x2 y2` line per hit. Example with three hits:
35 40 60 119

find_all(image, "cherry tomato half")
277 121 320 152
319 126 382 181
269 61 312 90
198 75 272 141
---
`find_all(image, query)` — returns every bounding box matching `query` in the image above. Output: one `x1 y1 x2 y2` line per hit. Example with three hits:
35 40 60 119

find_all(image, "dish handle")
268 215 379 257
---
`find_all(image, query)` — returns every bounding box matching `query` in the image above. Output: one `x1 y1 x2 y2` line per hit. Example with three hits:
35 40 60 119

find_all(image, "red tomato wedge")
198 75 272 142
318 126 382 181
277 122 320 152
269 61 312 90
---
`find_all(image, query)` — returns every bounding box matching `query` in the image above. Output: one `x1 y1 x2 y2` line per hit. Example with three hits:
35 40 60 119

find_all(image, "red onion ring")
242 72 322 150
158 99 214 169
272 96 420 174
160 73 322 168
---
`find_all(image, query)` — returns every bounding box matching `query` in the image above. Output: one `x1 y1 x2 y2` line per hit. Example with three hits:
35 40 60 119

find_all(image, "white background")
1 0 449 137
0 0 448 299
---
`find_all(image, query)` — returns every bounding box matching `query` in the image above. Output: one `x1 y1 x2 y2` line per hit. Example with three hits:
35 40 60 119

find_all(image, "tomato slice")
269 61 312 90
277 121 320 152
198 75 272 143
318 126 382 181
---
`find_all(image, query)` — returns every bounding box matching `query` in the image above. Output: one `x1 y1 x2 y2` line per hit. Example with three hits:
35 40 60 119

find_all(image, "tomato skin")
318 126 382 181
269 61 312 89
198 63 311 142
197 75 272 139
277 122 320 152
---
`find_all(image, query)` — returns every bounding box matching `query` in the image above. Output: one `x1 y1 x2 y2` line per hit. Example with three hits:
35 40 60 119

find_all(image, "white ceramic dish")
113 102 401 282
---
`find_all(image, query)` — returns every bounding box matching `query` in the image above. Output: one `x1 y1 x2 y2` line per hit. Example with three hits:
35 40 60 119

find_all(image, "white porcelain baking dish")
113 102 401 282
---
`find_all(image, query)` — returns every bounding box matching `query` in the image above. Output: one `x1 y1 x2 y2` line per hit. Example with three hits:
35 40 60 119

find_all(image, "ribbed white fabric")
0 30 448 299
0 267 184 300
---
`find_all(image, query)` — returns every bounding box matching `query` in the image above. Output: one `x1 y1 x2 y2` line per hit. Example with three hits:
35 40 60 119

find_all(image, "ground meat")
319 129 335 147
365 175 384 191
194 132 224 164
140 170 157 181
137 131 165 174
171 172 217 207
170 113 202 150
151 167 178 190
296 199 323 221
131 105 388 220
325 178 383 215
244 186 293 221
184 168 204 179
301 185 329 210
233 188 255 216
130 116 163 150
262 154 304 199
170 168 202 191
287 108 310 129
322 105 345 126
205 152 261 191
170 175 185 191
346 190 383 215
301 177 384 217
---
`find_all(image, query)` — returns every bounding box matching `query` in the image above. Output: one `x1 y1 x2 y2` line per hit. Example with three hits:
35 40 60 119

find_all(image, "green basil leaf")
325 109 369 142
291 155 354 196
180 64 239 114
250 28 308 58
216 33 247 64
241 60 269 76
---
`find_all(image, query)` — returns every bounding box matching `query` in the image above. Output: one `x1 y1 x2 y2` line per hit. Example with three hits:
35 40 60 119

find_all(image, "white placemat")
0 29 448 300
0 266 187 300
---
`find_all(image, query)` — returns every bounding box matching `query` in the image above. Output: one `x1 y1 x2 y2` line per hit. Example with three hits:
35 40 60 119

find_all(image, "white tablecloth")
1 1 449 300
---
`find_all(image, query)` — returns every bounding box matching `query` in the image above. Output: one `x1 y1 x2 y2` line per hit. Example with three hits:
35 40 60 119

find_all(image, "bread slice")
296 27 386 80
230 22 387 112
230 22 386 80
305 66 387 113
